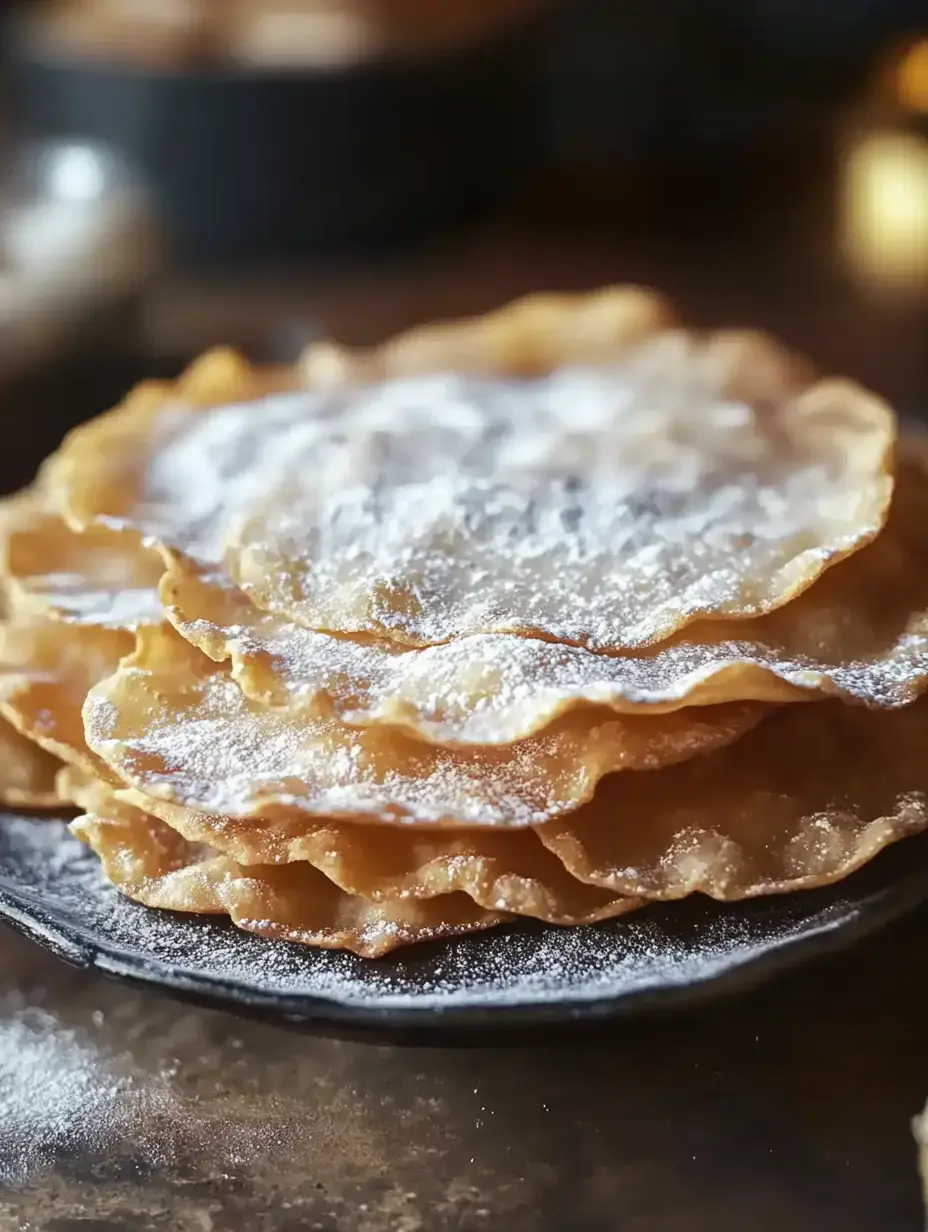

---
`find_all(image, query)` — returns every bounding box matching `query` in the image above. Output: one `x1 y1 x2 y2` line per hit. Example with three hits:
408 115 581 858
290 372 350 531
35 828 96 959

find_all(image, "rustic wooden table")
1 116 927 1231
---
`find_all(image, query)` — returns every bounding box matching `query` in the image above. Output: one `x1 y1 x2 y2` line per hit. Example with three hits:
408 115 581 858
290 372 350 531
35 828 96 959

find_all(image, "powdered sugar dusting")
159 444 928 749
227 342 891 648
167 552 928 750
83 632 761 826
61 333 891 653
23 578 163 629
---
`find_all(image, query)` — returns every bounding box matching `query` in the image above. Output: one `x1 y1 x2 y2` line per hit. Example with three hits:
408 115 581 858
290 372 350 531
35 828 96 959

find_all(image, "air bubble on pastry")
83 624 766 828
162 439 928 744
537 698 928 901
72 804 507 958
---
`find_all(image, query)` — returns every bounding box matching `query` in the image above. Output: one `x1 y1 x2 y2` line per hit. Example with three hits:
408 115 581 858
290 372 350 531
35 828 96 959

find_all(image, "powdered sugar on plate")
2 816 926 1026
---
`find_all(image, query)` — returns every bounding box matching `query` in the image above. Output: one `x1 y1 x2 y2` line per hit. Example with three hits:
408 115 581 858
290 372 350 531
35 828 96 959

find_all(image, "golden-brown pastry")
159 439 928 747
0 286 918 962
83 623 764 828
537 696 928 901
67 769 635 926
43 323 893 655
72 803 509 958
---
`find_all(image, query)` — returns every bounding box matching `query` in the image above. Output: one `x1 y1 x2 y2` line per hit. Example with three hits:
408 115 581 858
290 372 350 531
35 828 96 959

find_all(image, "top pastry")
46 290 895 653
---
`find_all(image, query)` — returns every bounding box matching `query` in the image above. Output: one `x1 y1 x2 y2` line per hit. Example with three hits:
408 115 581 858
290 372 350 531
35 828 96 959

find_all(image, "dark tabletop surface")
2 908 928 1232
2 90 928 1232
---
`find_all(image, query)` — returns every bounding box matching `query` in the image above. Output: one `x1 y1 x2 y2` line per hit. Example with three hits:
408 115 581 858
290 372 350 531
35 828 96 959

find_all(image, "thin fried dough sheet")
72 805 507 958
83 624 765 827
40 347 295 537
0 718 62 809
3 510 164 629
0 368 274 798
63 767 635 924
163 445 928 746
0 490 66 805
234 330 894 649
537 698 928 900
42 311 893 653
298 286 675 384
0 618 132 776
128 793 633 924
15 421 921 755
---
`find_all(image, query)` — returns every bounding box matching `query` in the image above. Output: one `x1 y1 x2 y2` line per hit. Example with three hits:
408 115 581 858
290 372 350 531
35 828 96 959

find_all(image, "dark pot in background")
8 11 547 271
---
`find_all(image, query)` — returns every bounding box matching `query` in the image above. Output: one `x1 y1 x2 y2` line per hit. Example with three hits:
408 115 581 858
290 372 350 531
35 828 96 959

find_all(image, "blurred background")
0 0 926 479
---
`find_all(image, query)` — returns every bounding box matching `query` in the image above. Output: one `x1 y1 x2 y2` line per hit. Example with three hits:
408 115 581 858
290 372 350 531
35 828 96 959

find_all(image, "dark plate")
3 815 928 1042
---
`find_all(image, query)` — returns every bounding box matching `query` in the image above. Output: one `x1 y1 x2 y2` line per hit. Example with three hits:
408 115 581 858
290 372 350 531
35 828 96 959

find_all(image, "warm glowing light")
46 145 108 203
896 39 928 114
843 131 928 291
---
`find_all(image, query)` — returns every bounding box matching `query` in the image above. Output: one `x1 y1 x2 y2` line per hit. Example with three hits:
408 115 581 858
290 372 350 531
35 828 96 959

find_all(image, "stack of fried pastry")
2 286 926 958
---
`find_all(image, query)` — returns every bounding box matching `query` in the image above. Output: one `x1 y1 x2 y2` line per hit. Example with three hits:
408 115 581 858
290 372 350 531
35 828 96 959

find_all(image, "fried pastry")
0 490 66 806
41 347 294 536
59 765 633 924
72 804 507 958
0 719 62 809
72 689 928 926
298 286 674 383
3 510 164 630
0 506 762 826
2 497 764 832
0 286 920 963
0 617 131 779
83 624 764 827
537 697 928 900
44 326 893 653
160 439 928 746
232 335 893 649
